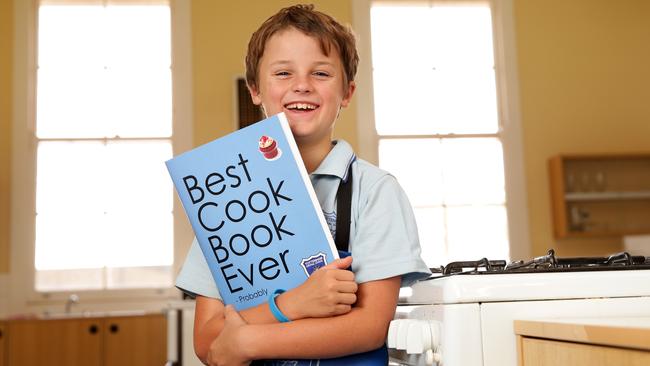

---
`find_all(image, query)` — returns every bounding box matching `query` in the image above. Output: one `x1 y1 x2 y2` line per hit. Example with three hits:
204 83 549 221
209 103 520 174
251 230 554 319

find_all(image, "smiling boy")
175 5 430 365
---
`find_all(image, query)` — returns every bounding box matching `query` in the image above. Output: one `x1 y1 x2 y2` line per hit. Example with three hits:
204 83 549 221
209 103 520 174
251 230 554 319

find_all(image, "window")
34 3 174 291
370 1 515 266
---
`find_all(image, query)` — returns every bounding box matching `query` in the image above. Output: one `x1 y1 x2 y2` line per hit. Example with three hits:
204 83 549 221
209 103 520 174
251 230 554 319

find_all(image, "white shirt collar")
311 139 356 182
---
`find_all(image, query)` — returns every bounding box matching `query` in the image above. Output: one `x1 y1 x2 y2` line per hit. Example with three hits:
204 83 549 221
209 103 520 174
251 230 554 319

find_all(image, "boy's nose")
292 75 313 94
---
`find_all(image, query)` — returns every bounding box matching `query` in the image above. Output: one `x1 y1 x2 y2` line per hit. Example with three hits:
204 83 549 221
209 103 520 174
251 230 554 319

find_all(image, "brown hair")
245 4 359 92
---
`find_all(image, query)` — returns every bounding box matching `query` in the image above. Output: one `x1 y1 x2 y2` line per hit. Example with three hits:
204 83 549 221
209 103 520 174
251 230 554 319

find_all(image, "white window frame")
352 0 531 262
10 0 194 313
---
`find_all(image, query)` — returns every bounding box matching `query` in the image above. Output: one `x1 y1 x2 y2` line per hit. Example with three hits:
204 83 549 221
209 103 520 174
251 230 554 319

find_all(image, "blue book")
166 113 339 310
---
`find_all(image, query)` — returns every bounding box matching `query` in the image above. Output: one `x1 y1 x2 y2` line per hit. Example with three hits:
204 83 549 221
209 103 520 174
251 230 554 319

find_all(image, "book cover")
166 113 339 310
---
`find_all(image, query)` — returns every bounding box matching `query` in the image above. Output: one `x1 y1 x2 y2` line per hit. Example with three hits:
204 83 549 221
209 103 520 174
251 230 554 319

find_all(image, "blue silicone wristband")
269 289 290 323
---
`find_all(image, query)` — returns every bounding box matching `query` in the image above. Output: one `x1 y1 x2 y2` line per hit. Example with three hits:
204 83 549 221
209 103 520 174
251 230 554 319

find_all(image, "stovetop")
430 249 650 277
400 250 650 305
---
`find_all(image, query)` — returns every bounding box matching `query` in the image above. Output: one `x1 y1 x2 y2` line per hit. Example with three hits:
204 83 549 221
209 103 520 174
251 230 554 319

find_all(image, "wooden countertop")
514 317 650 351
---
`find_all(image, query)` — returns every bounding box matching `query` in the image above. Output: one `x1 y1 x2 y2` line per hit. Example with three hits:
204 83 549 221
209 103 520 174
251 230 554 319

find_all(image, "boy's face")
249 27 355 147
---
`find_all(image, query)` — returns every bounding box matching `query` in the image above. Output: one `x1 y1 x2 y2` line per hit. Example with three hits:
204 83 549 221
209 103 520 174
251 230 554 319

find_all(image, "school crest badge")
300 252 328 276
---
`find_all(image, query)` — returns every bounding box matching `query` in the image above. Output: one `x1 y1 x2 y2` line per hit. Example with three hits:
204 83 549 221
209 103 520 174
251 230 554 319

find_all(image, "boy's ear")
248 85 263 105
340 81 356 108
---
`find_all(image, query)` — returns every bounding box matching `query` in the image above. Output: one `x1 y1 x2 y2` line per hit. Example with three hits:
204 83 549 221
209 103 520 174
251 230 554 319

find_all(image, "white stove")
388 250 650 366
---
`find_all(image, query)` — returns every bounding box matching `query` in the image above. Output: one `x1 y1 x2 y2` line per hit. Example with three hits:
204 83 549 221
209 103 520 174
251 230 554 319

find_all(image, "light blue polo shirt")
176 140 431 299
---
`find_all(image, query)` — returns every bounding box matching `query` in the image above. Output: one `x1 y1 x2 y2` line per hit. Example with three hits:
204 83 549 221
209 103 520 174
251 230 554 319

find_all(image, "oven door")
388 349 433 366
389 304 484 366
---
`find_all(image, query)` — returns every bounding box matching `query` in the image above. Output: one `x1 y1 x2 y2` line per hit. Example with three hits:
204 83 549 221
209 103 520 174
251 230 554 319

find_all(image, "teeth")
287 103 316 110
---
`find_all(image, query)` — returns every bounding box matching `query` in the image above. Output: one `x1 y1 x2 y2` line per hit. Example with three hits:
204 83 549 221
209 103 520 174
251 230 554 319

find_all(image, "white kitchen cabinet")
6 314 166 366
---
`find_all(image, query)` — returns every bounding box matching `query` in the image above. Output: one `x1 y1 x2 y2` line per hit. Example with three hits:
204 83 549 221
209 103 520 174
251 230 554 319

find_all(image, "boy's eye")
274 71 291 78
313 71 330 77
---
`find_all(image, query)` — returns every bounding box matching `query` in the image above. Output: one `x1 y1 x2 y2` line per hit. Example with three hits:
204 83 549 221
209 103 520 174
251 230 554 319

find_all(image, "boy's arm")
209 276 401 364
193 256 357 362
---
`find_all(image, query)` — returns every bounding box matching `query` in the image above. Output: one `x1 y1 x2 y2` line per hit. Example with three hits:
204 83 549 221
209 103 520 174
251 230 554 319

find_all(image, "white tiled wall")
624 235 650 256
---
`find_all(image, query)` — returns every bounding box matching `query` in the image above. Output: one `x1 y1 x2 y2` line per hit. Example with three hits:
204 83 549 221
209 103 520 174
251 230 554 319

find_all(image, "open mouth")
285 102 319 112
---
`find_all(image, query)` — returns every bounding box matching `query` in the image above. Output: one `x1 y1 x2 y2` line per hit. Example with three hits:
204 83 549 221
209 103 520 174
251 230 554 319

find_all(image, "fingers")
335 280 358 294
334 255 353 269
325 282 357 305
291 255 358 319
337 292 357 305
317 262 356 286
333 304 352 316
324 282 357 306
332 269 355 282
321 255 353 270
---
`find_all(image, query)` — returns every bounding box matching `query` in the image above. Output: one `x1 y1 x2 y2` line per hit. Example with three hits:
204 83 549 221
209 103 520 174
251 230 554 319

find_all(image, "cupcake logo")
258 135 282 161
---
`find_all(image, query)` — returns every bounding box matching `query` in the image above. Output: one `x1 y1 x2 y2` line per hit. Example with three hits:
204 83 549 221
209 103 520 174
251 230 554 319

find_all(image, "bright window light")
372 2 509 267
35 4 173 291
371 4 498 136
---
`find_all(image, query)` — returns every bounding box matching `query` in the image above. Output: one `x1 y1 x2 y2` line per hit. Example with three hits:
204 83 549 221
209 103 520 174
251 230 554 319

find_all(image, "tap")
65 294 80 314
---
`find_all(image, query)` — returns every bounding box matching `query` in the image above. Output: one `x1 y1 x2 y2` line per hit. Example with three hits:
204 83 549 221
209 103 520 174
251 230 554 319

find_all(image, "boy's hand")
206 305 252 366
278 256 357 320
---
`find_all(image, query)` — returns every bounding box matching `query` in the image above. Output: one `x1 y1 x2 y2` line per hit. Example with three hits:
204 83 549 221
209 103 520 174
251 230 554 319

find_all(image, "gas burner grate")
429 249 650 276
433 258 507 275
506 249 648 270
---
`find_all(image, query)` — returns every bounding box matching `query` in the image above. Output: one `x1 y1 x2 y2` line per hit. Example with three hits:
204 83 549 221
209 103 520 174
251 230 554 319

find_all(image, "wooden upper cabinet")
103 314 167 366
549 153 650 238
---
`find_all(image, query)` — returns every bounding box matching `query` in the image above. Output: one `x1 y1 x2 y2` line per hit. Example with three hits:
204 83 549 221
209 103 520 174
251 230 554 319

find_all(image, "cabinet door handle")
88 324 99 334
0 329 3 338
110 324 119 333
